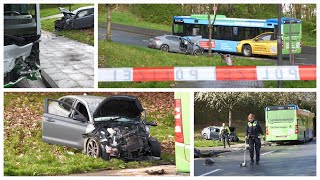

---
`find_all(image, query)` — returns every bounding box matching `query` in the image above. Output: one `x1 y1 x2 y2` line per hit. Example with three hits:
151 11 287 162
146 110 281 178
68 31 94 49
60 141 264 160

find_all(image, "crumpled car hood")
58 7 74 15
93 95 144 120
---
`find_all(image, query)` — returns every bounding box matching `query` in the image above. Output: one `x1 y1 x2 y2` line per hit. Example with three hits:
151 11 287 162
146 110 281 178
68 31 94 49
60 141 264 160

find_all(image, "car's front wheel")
148 137 161 158
242 45 252 57
86 138 101 158
160 44 169 52
193 49 202 56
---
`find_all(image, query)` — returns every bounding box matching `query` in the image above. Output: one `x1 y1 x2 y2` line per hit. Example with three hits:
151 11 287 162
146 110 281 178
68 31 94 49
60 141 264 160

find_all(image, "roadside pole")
277 4 283 88
289 4 293 65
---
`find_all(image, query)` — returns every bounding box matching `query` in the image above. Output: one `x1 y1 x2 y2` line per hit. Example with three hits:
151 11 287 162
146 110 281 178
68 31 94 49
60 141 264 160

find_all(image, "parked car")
54 6 94 30
201 126 240 142
201 126 220 140
148 35 203 55
42 95 161 161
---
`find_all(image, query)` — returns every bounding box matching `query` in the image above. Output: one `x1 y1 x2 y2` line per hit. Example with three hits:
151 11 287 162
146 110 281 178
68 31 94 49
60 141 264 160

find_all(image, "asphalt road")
194 140 316 176
98 27 316 65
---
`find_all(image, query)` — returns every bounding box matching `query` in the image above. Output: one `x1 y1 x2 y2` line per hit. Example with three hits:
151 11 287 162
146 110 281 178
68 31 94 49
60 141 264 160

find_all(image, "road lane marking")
261 151 275 156
200 169 222 176
142 40 149 42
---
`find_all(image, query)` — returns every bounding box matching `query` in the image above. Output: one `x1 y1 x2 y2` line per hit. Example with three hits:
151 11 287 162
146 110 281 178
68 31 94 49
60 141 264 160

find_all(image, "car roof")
74 6 94 12
61 95 105 103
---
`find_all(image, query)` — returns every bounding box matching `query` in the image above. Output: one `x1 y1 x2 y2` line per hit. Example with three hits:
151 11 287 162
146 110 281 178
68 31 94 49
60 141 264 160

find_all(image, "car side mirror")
254 38 259 41
146 121 157 126
74 114 87 122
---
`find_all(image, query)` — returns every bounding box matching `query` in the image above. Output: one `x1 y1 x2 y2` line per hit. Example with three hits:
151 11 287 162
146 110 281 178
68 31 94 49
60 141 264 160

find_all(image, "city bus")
265 105 315 143
174 92 190 173
172 14 302 57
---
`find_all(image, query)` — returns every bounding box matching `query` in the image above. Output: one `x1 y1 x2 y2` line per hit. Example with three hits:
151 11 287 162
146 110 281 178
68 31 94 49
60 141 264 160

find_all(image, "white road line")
261 151 275 156
200 169 222 176
142 40 149 42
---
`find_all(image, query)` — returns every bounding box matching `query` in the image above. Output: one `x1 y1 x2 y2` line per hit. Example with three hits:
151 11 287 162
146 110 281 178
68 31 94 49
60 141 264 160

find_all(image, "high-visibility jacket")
219 125 230 136
246 120 264 137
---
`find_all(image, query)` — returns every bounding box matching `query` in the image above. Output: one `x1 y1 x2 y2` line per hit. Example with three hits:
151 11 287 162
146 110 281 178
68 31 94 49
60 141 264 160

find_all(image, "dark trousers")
248 137 261 161
221 134 230 147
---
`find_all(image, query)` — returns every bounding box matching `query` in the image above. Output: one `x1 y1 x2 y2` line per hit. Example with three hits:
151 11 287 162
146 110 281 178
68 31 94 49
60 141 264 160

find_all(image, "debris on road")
204 158 215 165
145 169 165 175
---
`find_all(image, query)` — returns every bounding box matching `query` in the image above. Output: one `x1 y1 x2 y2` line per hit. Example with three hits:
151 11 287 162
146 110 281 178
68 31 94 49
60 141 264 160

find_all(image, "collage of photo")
2 1 318 178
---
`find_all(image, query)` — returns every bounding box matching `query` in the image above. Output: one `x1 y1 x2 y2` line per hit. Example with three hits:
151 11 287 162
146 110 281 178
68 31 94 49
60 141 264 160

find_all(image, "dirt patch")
71 165 182 176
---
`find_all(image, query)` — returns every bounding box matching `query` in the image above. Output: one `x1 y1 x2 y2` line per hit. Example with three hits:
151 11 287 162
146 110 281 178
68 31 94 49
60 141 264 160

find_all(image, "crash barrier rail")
98 65 316 82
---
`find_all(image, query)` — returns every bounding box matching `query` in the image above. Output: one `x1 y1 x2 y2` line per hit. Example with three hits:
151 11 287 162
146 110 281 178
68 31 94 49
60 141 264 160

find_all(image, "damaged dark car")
54 6 94 31
42 95 161 161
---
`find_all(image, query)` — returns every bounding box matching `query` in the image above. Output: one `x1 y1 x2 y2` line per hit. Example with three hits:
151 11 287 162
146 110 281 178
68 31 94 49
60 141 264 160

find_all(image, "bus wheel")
160 44 169 52
242 45 252 57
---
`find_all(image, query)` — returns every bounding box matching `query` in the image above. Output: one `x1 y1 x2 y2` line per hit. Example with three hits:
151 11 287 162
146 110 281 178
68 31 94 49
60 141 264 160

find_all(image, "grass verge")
98 10 171 31
41 18 94 46
40 4 93 18
4 92 175 176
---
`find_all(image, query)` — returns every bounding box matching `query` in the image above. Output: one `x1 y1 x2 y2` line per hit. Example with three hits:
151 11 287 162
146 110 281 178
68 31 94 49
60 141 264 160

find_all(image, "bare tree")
195 92 248 126
106 4 112 41
207 5 218 57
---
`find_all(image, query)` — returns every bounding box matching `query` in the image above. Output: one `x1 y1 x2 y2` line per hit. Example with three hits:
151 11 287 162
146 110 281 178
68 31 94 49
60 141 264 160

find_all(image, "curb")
41 70 58 88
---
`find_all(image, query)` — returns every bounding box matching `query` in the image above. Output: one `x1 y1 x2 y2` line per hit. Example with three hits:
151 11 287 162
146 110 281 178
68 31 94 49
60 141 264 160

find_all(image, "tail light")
295 124 299 134
154 38 160 41
174 99 184 143
266 126 269 135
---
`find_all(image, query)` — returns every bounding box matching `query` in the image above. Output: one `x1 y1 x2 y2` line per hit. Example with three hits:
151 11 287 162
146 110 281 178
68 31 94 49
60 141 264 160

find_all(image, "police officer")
219 123 231 148
245 114 264 165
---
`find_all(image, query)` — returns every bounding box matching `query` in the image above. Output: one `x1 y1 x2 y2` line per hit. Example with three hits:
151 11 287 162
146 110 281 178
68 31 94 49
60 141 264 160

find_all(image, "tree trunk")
207 6 212 57
228 108 232 127
106 4 112 41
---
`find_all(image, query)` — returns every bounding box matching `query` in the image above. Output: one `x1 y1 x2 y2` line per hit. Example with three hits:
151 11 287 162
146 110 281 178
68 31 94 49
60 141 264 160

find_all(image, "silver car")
201 126 221 140
54 6 94 30
42 95 161 161
148 35 203 55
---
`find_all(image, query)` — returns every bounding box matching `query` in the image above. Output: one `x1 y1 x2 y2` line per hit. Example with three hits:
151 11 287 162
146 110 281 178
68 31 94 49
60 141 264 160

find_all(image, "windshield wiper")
109 116 121 121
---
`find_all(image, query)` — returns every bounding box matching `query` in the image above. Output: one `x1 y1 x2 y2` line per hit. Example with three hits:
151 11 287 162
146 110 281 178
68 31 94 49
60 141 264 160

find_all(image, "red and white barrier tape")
98 65 316 82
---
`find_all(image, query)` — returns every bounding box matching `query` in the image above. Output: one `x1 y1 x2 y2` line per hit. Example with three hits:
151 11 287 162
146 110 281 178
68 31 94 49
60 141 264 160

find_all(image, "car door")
166 36 181 52
72 9 90 29
252 34 272 55
42 98 89 150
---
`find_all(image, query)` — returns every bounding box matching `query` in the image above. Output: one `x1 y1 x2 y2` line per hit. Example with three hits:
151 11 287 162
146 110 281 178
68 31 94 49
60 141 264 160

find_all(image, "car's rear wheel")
160 44 169 52
149 137 161 158
242 45 252 57
86 138 101 158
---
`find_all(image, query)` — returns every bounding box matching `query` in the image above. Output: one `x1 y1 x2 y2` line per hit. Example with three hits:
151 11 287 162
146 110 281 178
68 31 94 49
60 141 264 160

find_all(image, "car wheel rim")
161 45 168 52
87 140 98 158
244 47 250 56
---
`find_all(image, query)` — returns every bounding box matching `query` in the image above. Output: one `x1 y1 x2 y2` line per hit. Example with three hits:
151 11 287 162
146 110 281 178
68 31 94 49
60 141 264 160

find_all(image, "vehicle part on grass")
42 95 161 161
4 4 41 87
148 35 203 55
194 148 214 158
54 6 94 31
145 169 165 175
